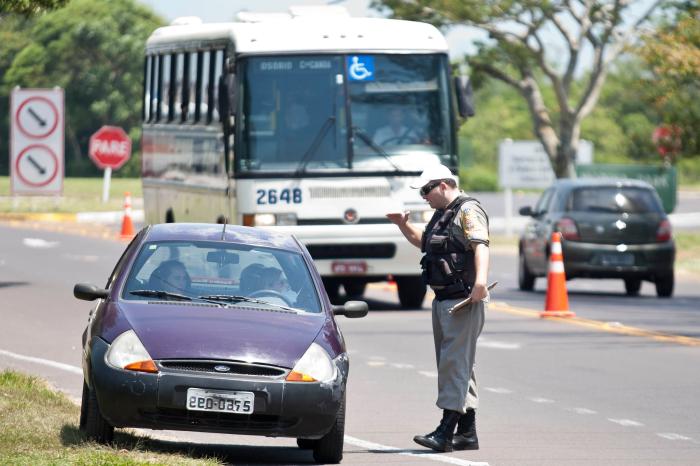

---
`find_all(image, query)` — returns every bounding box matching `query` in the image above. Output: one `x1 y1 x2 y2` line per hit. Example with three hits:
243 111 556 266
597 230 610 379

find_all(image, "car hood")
117 301 325 369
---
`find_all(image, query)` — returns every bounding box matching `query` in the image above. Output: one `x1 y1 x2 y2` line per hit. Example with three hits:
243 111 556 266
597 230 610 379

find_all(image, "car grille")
141 408 297 432
160 360 287 377
306 243 396 259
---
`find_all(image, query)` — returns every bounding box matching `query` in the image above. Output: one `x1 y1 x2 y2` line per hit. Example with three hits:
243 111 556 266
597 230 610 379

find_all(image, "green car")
518 178 675 297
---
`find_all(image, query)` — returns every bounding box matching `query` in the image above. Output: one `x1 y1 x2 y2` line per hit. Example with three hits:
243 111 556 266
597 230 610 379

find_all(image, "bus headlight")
243 213 297 226
410 210 433 224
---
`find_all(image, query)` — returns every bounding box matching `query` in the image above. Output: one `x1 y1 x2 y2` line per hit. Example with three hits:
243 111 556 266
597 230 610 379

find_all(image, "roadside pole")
102 167 112 203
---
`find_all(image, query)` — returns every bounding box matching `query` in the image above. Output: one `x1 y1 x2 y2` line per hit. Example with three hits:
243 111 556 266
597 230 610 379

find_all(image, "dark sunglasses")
419 180 442 196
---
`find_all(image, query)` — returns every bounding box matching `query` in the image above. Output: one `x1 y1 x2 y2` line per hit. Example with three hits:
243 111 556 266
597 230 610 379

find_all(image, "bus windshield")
237 54 453 175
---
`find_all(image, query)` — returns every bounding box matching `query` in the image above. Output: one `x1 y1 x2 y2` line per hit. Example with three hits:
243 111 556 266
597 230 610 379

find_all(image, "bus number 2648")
256 188 302 205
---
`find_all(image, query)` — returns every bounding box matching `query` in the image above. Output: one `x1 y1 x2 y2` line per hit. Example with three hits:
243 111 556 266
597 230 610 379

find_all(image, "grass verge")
675 231 700 277
0 370 220 465
0 177 142 213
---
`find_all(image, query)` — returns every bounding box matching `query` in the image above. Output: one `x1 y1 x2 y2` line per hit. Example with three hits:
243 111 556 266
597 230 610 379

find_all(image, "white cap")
409 163 457 189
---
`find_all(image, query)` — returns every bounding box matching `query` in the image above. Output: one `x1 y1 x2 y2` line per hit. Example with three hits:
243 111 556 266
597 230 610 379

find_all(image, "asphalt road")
1 222 700 465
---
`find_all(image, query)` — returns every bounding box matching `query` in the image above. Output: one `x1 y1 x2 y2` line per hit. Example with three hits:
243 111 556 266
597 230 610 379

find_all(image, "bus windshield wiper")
198 294 299 313
352 127 401 172
130 289 193 301
294 116 336 176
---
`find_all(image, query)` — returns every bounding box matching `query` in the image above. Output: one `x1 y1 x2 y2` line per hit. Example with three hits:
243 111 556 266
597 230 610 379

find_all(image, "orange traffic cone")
540 232 575 318
119 191 135 240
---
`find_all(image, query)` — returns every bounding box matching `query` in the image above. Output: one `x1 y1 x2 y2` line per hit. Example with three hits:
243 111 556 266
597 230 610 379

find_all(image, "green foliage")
459 164 499 192
0 0 164 176
0 0 68 15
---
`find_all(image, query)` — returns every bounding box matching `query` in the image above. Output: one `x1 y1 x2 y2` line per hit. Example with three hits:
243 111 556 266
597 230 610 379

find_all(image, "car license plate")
186 388 254 414
331 261 367 275
599 253 634 266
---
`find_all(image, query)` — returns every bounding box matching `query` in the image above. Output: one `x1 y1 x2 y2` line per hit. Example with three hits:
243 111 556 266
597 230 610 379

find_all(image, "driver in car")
373 107 419 146
239 264 297 305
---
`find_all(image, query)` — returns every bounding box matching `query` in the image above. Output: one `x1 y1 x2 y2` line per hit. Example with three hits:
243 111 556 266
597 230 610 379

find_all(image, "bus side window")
193 51 203 123
200 51 211 124
181 52 191 123
206 50 217 124
142 56 151 122
161 54 172 122
173 52 184 122
212 49 224 123
155 54 164 122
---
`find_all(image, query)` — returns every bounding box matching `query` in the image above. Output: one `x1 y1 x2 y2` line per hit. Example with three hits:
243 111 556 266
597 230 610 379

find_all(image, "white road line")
344 435 489 466
484 387 513 394
418 371 438 378
608 418 644 427
367 361 386 367
391 363 415 369
569 407 597 415
22 238 59 248
529 397 554 403
657 433 693 441
477 339 520 350
0 349 82 375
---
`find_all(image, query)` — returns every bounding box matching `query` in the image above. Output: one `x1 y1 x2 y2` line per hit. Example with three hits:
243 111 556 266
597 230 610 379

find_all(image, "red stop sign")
89 126 131 170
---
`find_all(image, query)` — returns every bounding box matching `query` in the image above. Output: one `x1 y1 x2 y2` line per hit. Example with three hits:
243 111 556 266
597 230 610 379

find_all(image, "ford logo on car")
214 365 231 373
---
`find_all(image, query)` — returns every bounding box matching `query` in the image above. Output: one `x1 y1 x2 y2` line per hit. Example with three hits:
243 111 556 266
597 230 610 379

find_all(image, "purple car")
74 223 367 464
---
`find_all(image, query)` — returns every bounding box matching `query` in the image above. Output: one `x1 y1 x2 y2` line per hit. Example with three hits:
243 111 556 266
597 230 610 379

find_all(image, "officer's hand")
469 282 489 302
386 211 409 226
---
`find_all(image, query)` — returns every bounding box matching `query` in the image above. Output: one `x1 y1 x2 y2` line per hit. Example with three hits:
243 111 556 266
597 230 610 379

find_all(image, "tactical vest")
420 195 485 300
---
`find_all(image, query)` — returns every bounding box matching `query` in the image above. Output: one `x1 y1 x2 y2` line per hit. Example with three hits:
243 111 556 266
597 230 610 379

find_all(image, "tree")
1 0 164 175
0 0 68 16
638 3 700 158
372 0 664 177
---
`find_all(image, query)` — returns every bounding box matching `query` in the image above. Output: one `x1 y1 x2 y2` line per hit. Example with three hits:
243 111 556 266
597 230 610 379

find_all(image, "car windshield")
237 53 454 175
122 240 321 313
567 187 663 214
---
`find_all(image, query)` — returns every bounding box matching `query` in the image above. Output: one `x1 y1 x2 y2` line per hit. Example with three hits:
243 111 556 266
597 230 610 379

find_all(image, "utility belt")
430 282 472 301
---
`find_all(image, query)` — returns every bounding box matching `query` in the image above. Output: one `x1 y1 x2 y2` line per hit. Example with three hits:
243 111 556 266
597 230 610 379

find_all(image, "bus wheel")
165 209 175 223
396 276 426 309
342 280 366 298
322 277 340 304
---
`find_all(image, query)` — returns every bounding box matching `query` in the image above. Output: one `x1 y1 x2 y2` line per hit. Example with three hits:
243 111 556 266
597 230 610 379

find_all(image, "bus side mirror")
218 74 237 119
454 75 475 119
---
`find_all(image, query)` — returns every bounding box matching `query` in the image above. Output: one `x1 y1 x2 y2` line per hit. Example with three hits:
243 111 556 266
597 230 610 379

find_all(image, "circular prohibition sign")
15 144 59 188
15 96 60 139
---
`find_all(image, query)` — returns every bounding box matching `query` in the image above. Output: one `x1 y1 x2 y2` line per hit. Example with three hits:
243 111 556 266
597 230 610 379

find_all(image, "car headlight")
410 210 433 224
242 213 297 226
105 329 158 373
286 342 336 382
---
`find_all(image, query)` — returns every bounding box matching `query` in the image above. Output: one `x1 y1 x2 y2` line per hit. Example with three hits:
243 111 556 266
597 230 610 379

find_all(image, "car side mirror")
332 300 368 318
454 75 475 119
519 206 534 217
74 283 109 301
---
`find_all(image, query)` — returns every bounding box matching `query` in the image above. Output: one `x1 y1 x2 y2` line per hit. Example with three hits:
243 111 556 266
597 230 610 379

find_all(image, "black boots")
413 409 461 452
452 409 479 450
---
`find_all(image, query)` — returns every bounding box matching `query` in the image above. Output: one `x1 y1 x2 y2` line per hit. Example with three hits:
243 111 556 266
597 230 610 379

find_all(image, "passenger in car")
239 263 267 295
149 260 191 294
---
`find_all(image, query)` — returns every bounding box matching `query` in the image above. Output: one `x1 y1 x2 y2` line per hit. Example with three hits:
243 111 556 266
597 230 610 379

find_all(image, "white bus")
141 7 473 308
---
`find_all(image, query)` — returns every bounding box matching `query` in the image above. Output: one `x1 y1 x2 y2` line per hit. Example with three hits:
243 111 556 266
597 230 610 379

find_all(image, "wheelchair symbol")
349 56 373 81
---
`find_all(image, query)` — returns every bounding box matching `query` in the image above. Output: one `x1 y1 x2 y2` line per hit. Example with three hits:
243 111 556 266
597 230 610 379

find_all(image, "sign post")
10 87 65 195
88 126 131 202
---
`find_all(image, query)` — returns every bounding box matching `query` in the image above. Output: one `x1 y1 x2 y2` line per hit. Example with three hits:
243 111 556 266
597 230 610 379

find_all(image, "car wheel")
79 382 89 431
655 272 674 298
297 438 317 449
312 394 345 464
518 251 535 291
342 279 366 297
84 382 114 443
624 278 642 296
396 276 426 309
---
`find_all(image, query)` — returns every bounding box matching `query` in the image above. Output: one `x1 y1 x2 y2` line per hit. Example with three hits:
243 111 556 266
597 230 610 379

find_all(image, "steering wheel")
381 127 419 145
248 289 293 306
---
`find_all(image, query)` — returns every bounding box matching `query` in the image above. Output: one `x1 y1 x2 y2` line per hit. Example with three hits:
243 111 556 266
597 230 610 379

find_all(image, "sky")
137 0 482 59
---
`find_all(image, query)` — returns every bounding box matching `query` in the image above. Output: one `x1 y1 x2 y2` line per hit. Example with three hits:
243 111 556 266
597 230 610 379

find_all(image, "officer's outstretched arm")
386 211 422 249
469 243 490 301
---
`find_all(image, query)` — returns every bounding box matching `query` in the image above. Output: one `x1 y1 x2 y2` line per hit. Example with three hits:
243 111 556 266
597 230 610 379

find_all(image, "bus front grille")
309 186 390 199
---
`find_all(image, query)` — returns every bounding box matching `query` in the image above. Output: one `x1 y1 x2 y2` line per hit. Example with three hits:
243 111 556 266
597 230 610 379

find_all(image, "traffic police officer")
387 163 489 452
